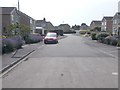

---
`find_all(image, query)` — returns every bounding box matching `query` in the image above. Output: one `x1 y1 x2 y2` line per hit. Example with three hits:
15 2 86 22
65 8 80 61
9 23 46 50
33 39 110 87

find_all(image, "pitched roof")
59 24 70 27
103 16 113 20
2 7 16 14
18 11 35 20
91 21 101 24
113 12 120 20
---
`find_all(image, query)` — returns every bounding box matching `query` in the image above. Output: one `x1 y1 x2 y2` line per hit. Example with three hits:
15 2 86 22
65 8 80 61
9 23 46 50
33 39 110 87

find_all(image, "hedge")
91 32 97 40
2 36 24 54
24 34 43 44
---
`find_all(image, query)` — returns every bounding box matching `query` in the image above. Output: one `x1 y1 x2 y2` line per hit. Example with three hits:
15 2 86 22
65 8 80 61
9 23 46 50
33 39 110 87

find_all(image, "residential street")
2 34 118 88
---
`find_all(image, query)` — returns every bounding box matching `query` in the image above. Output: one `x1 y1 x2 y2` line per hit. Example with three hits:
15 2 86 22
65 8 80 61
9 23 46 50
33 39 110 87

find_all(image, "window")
118 19 120 24
30 19 32 24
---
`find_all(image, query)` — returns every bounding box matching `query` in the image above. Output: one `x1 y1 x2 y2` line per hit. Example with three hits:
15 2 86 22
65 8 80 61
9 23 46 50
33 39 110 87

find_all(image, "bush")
25 34 43 44
79 30 90 35
110 37 118 46
104 36 112 45
117 40 120 47
91 32 97 40
2 36 24 54
96 32 109 43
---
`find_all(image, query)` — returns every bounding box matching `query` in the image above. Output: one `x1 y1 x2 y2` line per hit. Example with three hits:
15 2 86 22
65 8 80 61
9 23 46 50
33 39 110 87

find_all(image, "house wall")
2 14 11 34
101 18 113 34
30 18 36 33
90 22 95 30
101 19 106 31
58 25 70 32
2 8 19 35
11 9 19 24
112 13 120 36
90 22 101 30
106 20 113 34
19 12 30 27
0 8 2 36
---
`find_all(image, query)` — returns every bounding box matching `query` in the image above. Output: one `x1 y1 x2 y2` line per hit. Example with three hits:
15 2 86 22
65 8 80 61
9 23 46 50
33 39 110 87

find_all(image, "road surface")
2 34 118 88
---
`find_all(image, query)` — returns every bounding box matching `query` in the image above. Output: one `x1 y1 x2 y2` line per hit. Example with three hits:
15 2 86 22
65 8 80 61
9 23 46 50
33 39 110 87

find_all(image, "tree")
6 24 17 37
19 24 30 38
5 23 30 38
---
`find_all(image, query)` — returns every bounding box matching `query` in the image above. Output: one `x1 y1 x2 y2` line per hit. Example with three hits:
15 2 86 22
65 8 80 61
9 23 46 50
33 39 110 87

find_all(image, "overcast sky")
0 0 119 26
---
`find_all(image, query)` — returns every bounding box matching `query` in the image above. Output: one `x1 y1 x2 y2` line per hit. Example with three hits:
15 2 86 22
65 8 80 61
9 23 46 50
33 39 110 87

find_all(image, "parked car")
44 32 58 44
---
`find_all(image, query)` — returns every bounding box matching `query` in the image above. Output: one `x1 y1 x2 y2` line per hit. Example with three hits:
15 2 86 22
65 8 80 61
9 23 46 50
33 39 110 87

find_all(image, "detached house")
112 12 120 36
80 23 89 30
58 24 71 32
101 17 113 34
1 7 19 36
90 20 101 30
36 18 55 34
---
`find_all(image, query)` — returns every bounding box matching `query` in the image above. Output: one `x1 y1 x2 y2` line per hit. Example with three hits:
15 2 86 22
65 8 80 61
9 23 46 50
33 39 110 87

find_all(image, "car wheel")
44 41 47 44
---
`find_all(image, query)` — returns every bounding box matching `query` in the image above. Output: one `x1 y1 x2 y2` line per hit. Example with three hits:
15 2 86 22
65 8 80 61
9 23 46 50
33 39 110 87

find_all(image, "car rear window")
46 33 57 37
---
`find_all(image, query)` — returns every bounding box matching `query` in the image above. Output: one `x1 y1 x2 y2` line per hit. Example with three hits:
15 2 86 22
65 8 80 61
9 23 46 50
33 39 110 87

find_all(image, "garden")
91 32 120 47
2 24 43 54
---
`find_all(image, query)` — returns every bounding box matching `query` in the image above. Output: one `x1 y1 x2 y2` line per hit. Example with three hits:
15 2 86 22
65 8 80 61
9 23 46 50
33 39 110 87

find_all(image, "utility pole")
12 0 21 58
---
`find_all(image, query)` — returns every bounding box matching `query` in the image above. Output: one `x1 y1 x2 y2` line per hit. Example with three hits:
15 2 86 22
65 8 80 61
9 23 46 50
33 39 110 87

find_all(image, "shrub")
91 32 97 40
79 30 90 35
25 34 43 44
96 32 109 43
2 38 15 54
104 36 112 45
110 37 118 46
117 40 120 47
2 36 24 54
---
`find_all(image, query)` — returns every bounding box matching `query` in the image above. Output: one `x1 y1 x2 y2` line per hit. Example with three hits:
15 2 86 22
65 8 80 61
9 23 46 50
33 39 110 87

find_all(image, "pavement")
1 42 43 73
0 35 67 73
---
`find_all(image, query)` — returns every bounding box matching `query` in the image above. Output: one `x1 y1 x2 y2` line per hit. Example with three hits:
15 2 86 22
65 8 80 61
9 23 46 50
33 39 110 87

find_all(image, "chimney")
18 0 20 11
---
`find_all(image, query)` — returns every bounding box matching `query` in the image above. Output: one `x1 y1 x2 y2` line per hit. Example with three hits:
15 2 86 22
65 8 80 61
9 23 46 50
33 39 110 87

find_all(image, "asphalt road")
2 34 118 88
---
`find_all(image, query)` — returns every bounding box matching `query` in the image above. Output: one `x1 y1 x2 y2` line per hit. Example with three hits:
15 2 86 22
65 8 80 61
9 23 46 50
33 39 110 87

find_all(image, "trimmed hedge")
24 34 43 44
2 36 24 54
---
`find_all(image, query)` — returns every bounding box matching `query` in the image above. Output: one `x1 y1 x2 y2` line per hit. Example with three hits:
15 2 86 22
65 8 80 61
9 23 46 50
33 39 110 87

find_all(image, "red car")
44 32 58 44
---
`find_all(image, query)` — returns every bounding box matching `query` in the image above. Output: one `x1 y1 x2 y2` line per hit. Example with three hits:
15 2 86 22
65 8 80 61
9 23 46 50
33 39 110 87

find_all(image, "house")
57 24 71 32
72 25 80 30
90 20 101 30
80 23 89 30
36 18 55 34
1 7 36 36
1 7 19 36
18 11 36 34
36 18 55 30
112 12 120 36
101 16 113 34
